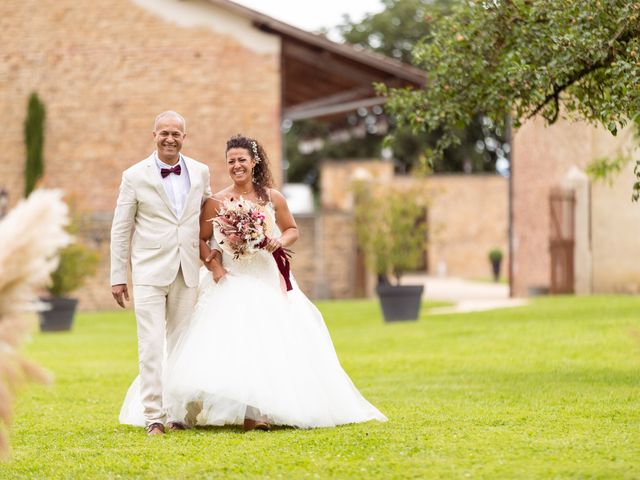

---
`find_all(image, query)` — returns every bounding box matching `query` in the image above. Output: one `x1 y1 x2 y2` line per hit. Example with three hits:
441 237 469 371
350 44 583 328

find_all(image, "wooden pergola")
207 0 427 123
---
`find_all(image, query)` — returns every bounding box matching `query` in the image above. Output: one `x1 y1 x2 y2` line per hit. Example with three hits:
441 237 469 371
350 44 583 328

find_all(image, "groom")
110 111 211 435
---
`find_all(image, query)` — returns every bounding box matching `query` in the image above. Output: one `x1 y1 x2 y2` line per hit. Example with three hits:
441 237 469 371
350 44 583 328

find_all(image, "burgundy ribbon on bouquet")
259 238 293 291
272 246 293 291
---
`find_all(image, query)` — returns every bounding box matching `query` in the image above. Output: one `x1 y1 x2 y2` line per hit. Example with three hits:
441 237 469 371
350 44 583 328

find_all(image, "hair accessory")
251 141 261 163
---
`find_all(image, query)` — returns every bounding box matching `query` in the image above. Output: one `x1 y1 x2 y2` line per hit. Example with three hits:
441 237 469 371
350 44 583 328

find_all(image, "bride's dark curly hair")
226 134 274 203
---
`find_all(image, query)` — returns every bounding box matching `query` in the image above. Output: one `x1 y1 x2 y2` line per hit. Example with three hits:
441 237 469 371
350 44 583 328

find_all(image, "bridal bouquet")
212 196 271 260
212 196 293 291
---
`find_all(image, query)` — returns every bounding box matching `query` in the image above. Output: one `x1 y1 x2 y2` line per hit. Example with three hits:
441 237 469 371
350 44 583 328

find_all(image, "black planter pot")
375 284 424 322
39 297 78 332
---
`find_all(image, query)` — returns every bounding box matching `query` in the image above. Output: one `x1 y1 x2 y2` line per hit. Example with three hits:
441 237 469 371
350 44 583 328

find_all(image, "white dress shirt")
155 153 191 217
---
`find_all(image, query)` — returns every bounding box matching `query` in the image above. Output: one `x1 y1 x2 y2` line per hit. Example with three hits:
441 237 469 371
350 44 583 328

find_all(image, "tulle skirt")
120 256 387 429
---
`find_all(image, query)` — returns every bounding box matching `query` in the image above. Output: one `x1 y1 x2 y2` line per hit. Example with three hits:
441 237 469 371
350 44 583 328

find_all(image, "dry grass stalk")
0 189 70 458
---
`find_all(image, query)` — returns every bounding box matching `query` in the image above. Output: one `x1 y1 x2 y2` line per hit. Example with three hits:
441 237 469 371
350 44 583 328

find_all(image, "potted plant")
353 182 428 322
40 237 99 332
488 248 503 282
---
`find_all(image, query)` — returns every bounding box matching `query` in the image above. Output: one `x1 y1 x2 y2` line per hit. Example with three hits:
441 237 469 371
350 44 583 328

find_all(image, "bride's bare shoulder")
268 189 288 208
201 196 218 214
213 186 234 202
202 190 228 213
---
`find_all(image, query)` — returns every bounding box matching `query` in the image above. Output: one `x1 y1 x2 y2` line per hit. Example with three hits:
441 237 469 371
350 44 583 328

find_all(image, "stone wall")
590 156 640 293
317 212 358 299
320 159 395 211
260 211 357 301
422 175 508 281
289 215 316 297
74 215 114 311
320 160 509 281
1 0 282 213
512 116 640 296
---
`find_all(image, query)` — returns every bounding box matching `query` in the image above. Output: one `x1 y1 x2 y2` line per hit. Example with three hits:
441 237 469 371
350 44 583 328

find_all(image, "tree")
284 119 383 190
380 0 640 184
338 0 453 64
24 92 46 197
285 0 504 185
338 0 503 174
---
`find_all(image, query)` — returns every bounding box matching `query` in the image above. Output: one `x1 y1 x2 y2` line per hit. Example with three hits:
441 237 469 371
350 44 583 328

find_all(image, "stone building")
511 117 640 296
1 0 424 309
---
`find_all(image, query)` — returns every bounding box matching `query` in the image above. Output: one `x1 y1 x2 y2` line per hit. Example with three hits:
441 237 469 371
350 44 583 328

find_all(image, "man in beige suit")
110 111 211 435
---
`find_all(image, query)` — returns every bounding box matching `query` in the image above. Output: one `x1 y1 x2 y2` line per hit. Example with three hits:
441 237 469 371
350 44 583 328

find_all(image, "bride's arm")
268 189 299 251
200 197 226 281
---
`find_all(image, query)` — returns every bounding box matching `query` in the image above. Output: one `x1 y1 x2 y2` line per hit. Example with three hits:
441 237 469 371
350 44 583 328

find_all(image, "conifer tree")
24 92 46 197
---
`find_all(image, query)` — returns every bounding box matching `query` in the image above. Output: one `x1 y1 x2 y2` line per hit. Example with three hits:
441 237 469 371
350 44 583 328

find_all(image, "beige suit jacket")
110 153 212 288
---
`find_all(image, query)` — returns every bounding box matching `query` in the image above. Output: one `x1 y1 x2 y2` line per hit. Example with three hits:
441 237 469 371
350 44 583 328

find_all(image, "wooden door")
549 187 575 294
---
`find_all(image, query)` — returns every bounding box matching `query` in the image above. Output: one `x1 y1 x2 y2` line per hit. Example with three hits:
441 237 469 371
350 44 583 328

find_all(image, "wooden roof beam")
283 96 387 121
286 85 375 111
284 43 382 86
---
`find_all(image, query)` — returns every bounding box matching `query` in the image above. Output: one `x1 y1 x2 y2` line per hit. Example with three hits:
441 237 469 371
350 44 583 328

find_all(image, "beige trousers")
133 268 197 426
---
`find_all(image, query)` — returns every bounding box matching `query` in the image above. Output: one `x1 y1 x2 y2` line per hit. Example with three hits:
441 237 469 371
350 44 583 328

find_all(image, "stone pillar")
562 166 592 294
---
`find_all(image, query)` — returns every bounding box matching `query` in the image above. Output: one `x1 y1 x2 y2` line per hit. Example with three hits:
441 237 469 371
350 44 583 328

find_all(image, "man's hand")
112 284 129 308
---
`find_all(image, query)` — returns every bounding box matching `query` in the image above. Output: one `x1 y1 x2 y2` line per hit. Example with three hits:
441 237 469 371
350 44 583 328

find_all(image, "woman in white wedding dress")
120 134 386 430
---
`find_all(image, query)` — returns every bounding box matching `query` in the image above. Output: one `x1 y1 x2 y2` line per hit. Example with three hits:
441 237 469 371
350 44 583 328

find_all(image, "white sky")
231 0 385 38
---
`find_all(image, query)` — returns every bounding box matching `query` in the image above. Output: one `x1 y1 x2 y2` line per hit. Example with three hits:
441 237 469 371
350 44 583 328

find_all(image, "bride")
120 134 387 430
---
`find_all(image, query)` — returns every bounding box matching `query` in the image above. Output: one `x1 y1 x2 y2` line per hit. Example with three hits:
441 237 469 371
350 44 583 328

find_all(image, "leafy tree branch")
380 0 640 175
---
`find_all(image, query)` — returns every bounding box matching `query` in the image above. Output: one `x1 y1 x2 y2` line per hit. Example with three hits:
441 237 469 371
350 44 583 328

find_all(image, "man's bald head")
154 111 186 133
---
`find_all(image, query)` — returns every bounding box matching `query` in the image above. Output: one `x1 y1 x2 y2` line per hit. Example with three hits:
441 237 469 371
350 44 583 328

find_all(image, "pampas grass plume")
0 189 70 457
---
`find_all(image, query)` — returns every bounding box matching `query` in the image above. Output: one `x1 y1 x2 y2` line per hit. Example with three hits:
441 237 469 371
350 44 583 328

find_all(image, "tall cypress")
24 92 46 197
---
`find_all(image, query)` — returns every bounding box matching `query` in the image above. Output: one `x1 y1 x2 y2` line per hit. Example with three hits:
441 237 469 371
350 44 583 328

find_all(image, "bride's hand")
264 238 282 253
212 265 228 283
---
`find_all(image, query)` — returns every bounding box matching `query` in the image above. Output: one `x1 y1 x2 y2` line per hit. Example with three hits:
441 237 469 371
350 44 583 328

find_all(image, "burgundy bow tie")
160 164 181 178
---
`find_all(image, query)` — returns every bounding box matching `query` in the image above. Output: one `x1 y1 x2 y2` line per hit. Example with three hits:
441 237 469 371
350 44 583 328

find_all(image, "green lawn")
2 296 640 479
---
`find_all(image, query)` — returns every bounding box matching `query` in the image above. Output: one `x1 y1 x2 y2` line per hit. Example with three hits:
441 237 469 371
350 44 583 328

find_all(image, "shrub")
354 182 428 285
